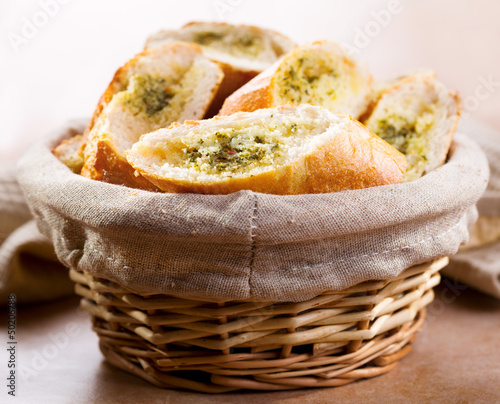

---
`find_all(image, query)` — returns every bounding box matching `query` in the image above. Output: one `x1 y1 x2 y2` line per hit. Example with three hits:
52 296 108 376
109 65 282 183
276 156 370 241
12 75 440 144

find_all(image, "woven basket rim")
70 257 448 302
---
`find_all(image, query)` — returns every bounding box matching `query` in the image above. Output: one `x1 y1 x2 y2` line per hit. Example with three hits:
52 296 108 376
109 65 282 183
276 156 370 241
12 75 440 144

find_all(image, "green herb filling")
279 56 338 104
183 130 284 175
192 30 263 57
123 74 174 117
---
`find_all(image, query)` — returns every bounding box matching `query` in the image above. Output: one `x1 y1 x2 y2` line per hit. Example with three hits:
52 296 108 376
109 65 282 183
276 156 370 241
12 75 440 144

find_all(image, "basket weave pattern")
70 257 448 393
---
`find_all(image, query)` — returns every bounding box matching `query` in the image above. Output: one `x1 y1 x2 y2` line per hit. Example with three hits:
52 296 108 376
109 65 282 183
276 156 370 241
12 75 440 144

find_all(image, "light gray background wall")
1 0 499 161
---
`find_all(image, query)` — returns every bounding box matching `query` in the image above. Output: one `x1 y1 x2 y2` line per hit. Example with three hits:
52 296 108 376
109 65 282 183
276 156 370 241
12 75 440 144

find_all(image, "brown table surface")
3 280 500 404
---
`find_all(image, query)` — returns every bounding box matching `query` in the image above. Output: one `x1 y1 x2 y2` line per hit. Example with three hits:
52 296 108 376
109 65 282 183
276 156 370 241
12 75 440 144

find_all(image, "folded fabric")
0 162 32 244
443 118 500 299
0 221 74 304
0 126 85 305
445 241 500 298
0 163 73 304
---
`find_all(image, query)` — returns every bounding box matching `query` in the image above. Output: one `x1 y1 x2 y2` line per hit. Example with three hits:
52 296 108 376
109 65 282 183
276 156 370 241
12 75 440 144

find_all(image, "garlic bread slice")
146 22 296 117
126 104 405 195
218 40 372 119
363 72 460 182
80 42 224 190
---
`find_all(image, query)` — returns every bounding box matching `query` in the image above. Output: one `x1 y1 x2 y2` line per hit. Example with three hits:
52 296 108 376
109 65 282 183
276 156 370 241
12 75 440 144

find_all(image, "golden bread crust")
82 139 160 191
217 62 279 116
204 61 259 118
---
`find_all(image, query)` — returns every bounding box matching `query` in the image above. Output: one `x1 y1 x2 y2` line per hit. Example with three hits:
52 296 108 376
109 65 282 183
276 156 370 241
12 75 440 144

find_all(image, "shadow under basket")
69 257 448 393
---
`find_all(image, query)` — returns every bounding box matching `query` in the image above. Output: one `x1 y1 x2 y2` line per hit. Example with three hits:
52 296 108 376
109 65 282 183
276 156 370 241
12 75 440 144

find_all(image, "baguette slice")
126 104 406 195
80 42 224 190
359 69 437 122
146 22 296 118
52 134 84 174
363 71 460 182
218 40 372 119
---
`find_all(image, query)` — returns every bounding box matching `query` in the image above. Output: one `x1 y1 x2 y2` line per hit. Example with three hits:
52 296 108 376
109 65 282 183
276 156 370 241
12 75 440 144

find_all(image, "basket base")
71 258 447 392
95 310 424 393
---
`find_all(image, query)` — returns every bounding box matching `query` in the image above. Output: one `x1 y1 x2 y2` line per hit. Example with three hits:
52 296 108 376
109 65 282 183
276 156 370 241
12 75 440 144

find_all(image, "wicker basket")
69 256 447 393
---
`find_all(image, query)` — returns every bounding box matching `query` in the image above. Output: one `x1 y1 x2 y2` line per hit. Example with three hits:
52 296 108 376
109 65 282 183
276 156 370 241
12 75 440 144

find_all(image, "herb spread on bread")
366 99 443 181
183 129 283 175
134 110 332 179
191 29 264 58
176 118 315 177
193 31 225 45
278 56 338 104
373 111 433 158
123 75 175 117
117 60 207 127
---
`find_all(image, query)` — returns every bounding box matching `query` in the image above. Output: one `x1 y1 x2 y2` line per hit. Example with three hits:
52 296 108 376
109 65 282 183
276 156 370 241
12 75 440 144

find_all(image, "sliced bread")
125 104 406 195
218 40 372 118
145 22 296 117
52 134 84 174
80 42 224 190
363 72 461 182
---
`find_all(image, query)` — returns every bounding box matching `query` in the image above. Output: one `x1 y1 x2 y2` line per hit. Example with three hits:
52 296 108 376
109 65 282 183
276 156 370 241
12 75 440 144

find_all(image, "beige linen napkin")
0 163 32 243
0 162 73 305
443 119 500 299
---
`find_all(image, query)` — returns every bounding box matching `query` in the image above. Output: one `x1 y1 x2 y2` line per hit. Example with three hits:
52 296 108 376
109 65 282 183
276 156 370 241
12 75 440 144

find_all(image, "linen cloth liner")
11 121 488 303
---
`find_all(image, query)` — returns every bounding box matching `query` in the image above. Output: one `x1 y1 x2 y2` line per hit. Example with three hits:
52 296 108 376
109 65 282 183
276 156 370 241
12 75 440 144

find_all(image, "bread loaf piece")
126 104 406 195
80 42 224 190
363 72 460 182
359 69 437 121
218 40 372 118
52 134 84 174
146 22 296 117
